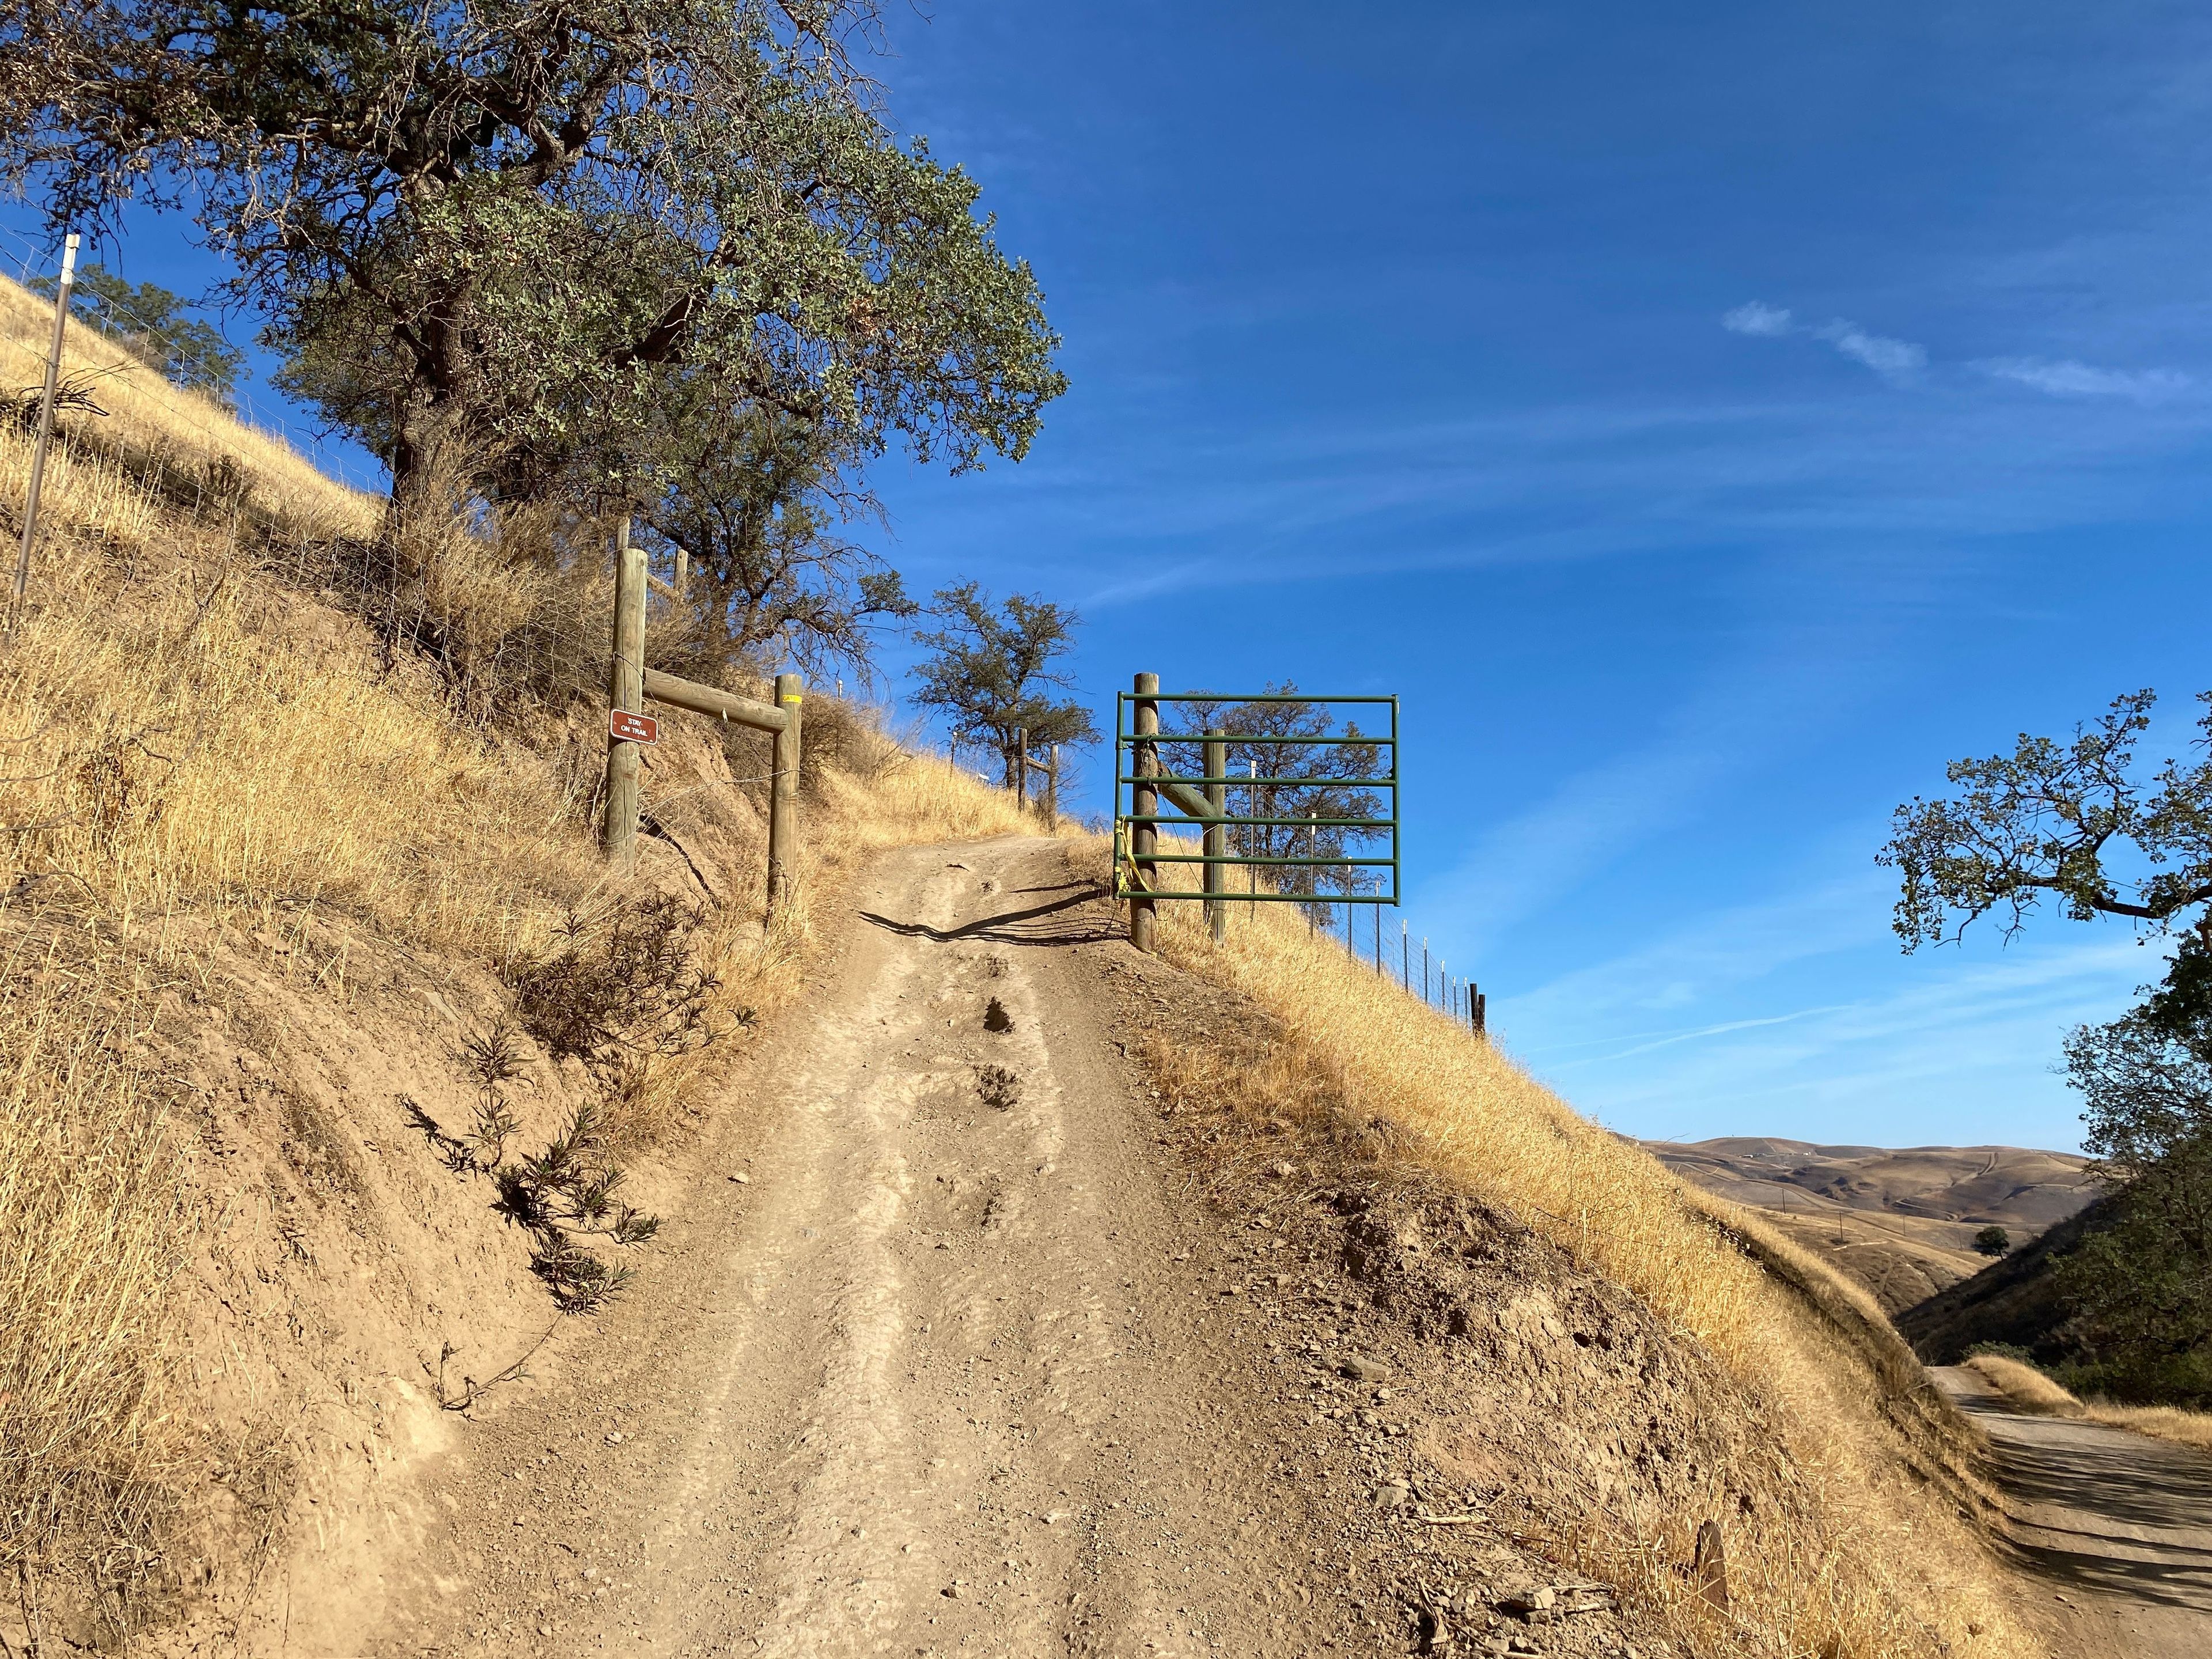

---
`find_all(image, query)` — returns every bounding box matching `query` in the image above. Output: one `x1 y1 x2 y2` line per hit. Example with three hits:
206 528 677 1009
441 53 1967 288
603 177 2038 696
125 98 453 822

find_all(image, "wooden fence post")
1016 725 1029 812
1046 744 1060 830
603 516 646 870
768 671 802 912
1203 727 1226 942
1131 672 1159 952
12 232 79 609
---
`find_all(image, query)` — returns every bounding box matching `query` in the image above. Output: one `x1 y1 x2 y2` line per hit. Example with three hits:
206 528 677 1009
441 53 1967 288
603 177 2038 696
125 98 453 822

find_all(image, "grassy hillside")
1109 850 2038 1659
2 268 2035 1658
0 272 1032 1643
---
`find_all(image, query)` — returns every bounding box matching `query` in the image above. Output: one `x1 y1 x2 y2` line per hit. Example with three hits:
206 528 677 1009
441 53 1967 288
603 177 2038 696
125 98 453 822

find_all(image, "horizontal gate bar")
1136 852 1396 867
1119 733 1393 747
1111 888 1402 904
1122 813 1397 828
1120 692 1398 704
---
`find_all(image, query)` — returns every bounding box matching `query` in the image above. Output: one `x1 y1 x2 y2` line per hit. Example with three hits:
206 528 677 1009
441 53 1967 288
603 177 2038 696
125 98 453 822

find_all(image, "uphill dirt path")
1935 1366 2212 1659
363 835 1368 1656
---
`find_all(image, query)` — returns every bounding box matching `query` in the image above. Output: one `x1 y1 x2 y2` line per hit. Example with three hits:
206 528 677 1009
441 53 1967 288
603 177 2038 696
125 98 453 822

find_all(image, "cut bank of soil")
305 836 1656 1657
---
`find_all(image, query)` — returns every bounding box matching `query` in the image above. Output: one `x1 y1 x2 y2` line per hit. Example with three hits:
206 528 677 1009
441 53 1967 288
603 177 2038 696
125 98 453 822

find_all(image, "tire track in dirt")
368 836 1356 1656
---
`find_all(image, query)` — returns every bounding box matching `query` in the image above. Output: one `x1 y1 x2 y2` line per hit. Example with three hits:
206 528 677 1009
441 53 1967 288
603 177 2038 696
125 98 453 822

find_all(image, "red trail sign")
609 709 660 745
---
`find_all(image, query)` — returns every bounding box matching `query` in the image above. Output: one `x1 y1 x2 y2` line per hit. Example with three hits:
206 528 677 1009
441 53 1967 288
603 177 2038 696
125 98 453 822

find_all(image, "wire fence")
0 223 387 496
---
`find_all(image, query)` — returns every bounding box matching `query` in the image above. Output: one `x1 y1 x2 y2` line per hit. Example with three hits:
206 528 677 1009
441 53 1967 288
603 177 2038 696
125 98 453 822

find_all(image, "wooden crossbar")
643 668 790 734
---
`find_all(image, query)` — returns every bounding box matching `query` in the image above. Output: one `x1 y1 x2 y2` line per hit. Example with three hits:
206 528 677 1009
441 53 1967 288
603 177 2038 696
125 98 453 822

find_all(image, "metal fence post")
1203 727 1226 942
602 516 646 870
12 232 79 609
1131 673 1159 952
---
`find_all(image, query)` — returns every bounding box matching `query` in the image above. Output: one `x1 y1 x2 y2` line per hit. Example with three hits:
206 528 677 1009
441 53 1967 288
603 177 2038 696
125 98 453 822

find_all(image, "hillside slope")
1 274 2046 1659
0 274 1033 1650
1647 1138 2097 1315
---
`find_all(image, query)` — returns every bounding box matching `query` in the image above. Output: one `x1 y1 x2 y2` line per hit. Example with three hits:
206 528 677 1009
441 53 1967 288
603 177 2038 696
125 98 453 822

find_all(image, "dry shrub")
1131 851 2029 1659
507 894 727 1063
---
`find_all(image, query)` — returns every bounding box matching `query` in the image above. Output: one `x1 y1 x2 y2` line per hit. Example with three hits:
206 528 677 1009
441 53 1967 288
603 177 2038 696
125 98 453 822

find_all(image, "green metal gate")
1111 675 1399 950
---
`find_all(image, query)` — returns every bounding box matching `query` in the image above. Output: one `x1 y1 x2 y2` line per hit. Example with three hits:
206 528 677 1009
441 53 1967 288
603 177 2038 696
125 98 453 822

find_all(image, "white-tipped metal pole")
13 233 79 607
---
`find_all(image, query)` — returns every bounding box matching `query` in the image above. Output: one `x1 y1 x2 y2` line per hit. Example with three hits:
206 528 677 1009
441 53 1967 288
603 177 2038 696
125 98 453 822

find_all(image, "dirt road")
366 837 1362 1655
1935 1367 2212 1658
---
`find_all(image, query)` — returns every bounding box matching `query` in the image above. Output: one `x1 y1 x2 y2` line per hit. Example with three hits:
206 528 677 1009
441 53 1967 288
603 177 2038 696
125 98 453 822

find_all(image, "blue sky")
13 2 2212 1152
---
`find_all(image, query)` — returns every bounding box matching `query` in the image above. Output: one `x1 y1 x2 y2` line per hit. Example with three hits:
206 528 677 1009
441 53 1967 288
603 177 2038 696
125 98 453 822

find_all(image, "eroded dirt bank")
257 838 1900 1657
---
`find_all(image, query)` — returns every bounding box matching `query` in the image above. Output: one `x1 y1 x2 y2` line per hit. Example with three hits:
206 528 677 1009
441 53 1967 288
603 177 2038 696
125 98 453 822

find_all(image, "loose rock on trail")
366 838 1365 1654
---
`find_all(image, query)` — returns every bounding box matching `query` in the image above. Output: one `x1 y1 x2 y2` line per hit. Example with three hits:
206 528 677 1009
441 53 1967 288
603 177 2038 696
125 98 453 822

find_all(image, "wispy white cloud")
1721 301 1795 337
1977 356 2192 401
1495 868 2157 1149
1814 320 1927 384
1720 301 1926 384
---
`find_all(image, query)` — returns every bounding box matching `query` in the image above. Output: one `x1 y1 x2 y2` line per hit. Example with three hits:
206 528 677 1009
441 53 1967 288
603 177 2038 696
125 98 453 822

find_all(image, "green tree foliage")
910 582 1097 786
31 263 243 400
1881 687 2212 1403
1162 687 1386 902
2055 1010 2212 1403
1880 689 2212 950
640 404 915 680
1973 1225 2012 1257
1 1 1066 511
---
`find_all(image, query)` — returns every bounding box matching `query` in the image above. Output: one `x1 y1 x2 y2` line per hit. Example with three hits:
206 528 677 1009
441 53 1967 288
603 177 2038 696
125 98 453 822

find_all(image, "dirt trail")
359 836 1359 1655
1934 1366 2212 1659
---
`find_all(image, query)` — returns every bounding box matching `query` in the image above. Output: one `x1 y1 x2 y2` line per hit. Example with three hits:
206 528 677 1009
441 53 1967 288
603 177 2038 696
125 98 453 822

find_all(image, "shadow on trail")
860 884 1120 948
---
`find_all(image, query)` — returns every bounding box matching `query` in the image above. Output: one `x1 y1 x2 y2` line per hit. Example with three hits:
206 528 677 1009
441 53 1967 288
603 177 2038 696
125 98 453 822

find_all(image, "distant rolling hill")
1643 1137 2100 1316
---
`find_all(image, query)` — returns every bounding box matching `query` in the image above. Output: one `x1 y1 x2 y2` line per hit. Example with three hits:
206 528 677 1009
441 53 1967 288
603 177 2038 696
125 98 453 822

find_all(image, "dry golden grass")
0 940 187 1587
1122 854 2031 1659
2087 1400 2212 1452
1966 1351 2212 1452
0 273 378 543
1964 1353 2085 1416
0 315 1035 1597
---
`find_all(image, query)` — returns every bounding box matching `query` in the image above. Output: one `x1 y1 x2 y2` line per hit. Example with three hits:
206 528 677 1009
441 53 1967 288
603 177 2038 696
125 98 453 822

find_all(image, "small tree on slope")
910 582 1097 789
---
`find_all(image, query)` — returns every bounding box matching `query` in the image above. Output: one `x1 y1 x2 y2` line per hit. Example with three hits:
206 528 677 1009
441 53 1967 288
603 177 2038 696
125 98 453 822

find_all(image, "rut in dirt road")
376 838 1361 1656
1936 1366 2212 1659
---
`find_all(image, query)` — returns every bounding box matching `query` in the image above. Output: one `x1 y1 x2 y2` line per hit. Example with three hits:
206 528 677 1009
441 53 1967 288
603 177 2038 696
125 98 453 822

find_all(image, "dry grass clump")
1964 1352 2085 1416
0 935 187 1597
1126 861 2029 1658
0 273 377 541
0 548 594 952
1967 1350 2212 1452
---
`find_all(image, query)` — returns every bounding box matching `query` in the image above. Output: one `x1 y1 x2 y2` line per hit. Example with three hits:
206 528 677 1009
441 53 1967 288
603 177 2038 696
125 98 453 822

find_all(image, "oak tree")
1 1 1066 514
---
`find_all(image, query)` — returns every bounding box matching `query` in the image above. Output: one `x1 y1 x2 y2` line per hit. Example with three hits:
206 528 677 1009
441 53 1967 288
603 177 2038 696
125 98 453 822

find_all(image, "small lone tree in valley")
911 582 1097 786
1974 1225 2012 1257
